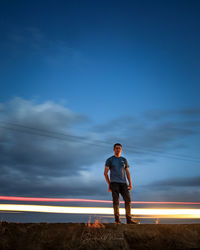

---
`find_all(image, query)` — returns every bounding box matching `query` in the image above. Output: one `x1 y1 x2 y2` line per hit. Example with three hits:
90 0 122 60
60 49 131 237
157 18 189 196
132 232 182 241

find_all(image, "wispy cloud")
3 26 91 71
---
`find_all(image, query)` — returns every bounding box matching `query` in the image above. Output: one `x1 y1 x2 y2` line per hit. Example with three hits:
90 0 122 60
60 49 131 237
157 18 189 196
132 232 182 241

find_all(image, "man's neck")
114 154 121 157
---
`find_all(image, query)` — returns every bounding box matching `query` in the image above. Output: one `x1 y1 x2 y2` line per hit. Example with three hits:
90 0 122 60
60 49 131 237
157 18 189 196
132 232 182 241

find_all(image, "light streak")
0 196 200 205
1 204 200 218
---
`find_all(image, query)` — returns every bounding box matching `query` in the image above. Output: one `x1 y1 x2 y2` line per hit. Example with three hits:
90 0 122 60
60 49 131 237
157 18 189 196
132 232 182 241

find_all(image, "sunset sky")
1 0 200 223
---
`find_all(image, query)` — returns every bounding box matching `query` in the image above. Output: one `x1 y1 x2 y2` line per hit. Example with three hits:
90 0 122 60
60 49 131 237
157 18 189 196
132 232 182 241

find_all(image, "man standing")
104 143 138 224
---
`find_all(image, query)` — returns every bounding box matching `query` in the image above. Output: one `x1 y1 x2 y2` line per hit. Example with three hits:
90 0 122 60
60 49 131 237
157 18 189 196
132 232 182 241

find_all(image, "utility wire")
3 121 200 162
0 121 200 163
0 124 108 148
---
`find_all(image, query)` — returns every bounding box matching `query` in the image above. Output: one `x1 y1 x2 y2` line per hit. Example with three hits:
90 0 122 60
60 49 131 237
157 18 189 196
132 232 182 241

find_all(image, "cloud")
0 97 110 197
134 175 200 203
134 188 200 203
135 175 200 203
142 107 200 120
0 164 107 197
146 176 200 188
1 96 200 199
90 107 200 157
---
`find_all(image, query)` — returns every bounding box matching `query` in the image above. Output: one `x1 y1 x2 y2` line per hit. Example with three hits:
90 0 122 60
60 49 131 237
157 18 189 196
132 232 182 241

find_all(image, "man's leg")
110 182 120 222
120 183 132 222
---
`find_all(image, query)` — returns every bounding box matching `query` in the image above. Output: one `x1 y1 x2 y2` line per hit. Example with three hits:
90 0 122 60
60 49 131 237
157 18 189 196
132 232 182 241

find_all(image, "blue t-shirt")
105 155 130 183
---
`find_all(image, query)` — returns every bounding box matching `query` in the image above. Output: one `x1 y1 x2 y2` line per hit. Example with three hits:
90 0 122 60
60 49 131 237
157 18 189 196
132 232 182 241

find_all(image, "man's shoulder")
106 155 114 161
120 156 127 161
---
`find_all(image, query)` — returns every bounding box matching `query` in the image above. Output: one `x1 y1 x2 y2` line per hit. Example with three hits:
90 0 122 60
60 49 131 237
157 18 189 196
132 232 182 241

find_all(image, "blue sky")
1 0 200 223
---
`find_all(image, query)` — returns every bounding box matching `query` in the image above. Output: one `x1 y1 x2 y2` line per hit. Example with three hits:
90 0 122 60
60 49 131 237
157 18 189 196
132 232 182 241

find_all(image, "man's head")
113 143 122 156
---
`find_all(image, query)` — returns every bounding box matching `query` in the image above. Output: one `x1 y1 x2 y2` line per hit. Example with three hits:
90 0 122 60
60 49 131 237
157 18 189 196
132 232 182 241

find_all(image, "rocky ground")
0 221 200 250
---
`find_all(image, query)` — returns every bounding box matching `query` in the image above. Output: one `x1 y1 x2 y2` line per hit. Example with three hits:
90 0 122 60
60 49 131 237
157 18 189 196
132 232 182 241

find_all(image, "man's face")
113 145 122 155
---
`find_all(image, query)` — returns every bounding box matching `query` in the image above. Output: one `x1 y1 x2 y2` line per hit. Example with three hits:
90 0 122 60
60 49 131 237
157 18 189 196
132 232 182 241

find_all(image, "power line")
123 143 200 162
1 121 199 163
0 121 200 163
0 124 109 148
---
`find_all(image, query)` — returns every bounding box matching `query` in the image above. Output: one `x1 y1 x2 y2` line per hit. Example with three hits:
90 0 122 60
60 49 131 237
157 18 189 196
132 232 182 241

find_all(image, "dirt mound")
0 221 200 250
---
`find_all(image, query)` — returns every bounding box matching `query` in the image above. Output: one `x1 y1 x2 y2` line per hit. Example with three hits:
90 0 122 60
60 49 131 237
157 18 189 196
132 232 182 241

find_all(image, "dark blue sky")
1 0 200 119
1 0 200 222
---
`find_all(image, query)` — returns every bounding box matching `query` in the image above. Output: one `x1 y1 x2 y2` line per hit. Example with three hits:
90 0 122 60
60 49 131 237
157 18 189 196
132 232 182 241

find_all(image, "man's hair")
113 143 122 149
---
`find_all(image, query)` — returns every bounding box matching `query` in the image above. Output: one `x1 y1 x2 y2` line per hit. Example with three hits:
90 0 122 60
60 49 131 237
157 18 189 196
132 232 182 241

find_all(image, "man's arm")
125 168 133 190
104 166 110 185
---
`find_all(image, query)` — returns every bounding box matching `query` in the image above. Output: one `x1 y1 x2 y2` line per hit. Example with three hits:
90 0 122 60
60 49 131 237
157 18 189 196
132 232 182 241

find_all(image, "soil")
0 221 200 250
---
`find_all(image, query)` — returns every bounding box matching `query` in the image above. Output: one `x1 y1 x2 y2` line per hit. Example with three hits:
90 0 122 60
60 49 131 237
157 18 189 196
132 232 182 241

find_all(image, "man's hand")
127 184 133 191
108 183 112 192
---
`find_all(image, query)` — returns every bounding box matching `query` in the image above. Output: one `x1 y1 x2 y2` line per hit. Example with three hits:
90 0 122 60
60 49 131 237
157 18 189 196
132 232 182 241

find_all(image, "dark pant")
110 182 132 222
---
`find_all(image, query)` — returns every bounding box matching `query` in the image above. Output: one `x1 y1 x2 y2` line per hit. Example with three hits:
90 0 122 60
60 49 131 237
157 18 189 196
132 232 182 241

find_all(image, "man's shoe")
115 219 122 224
126 219 139 224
